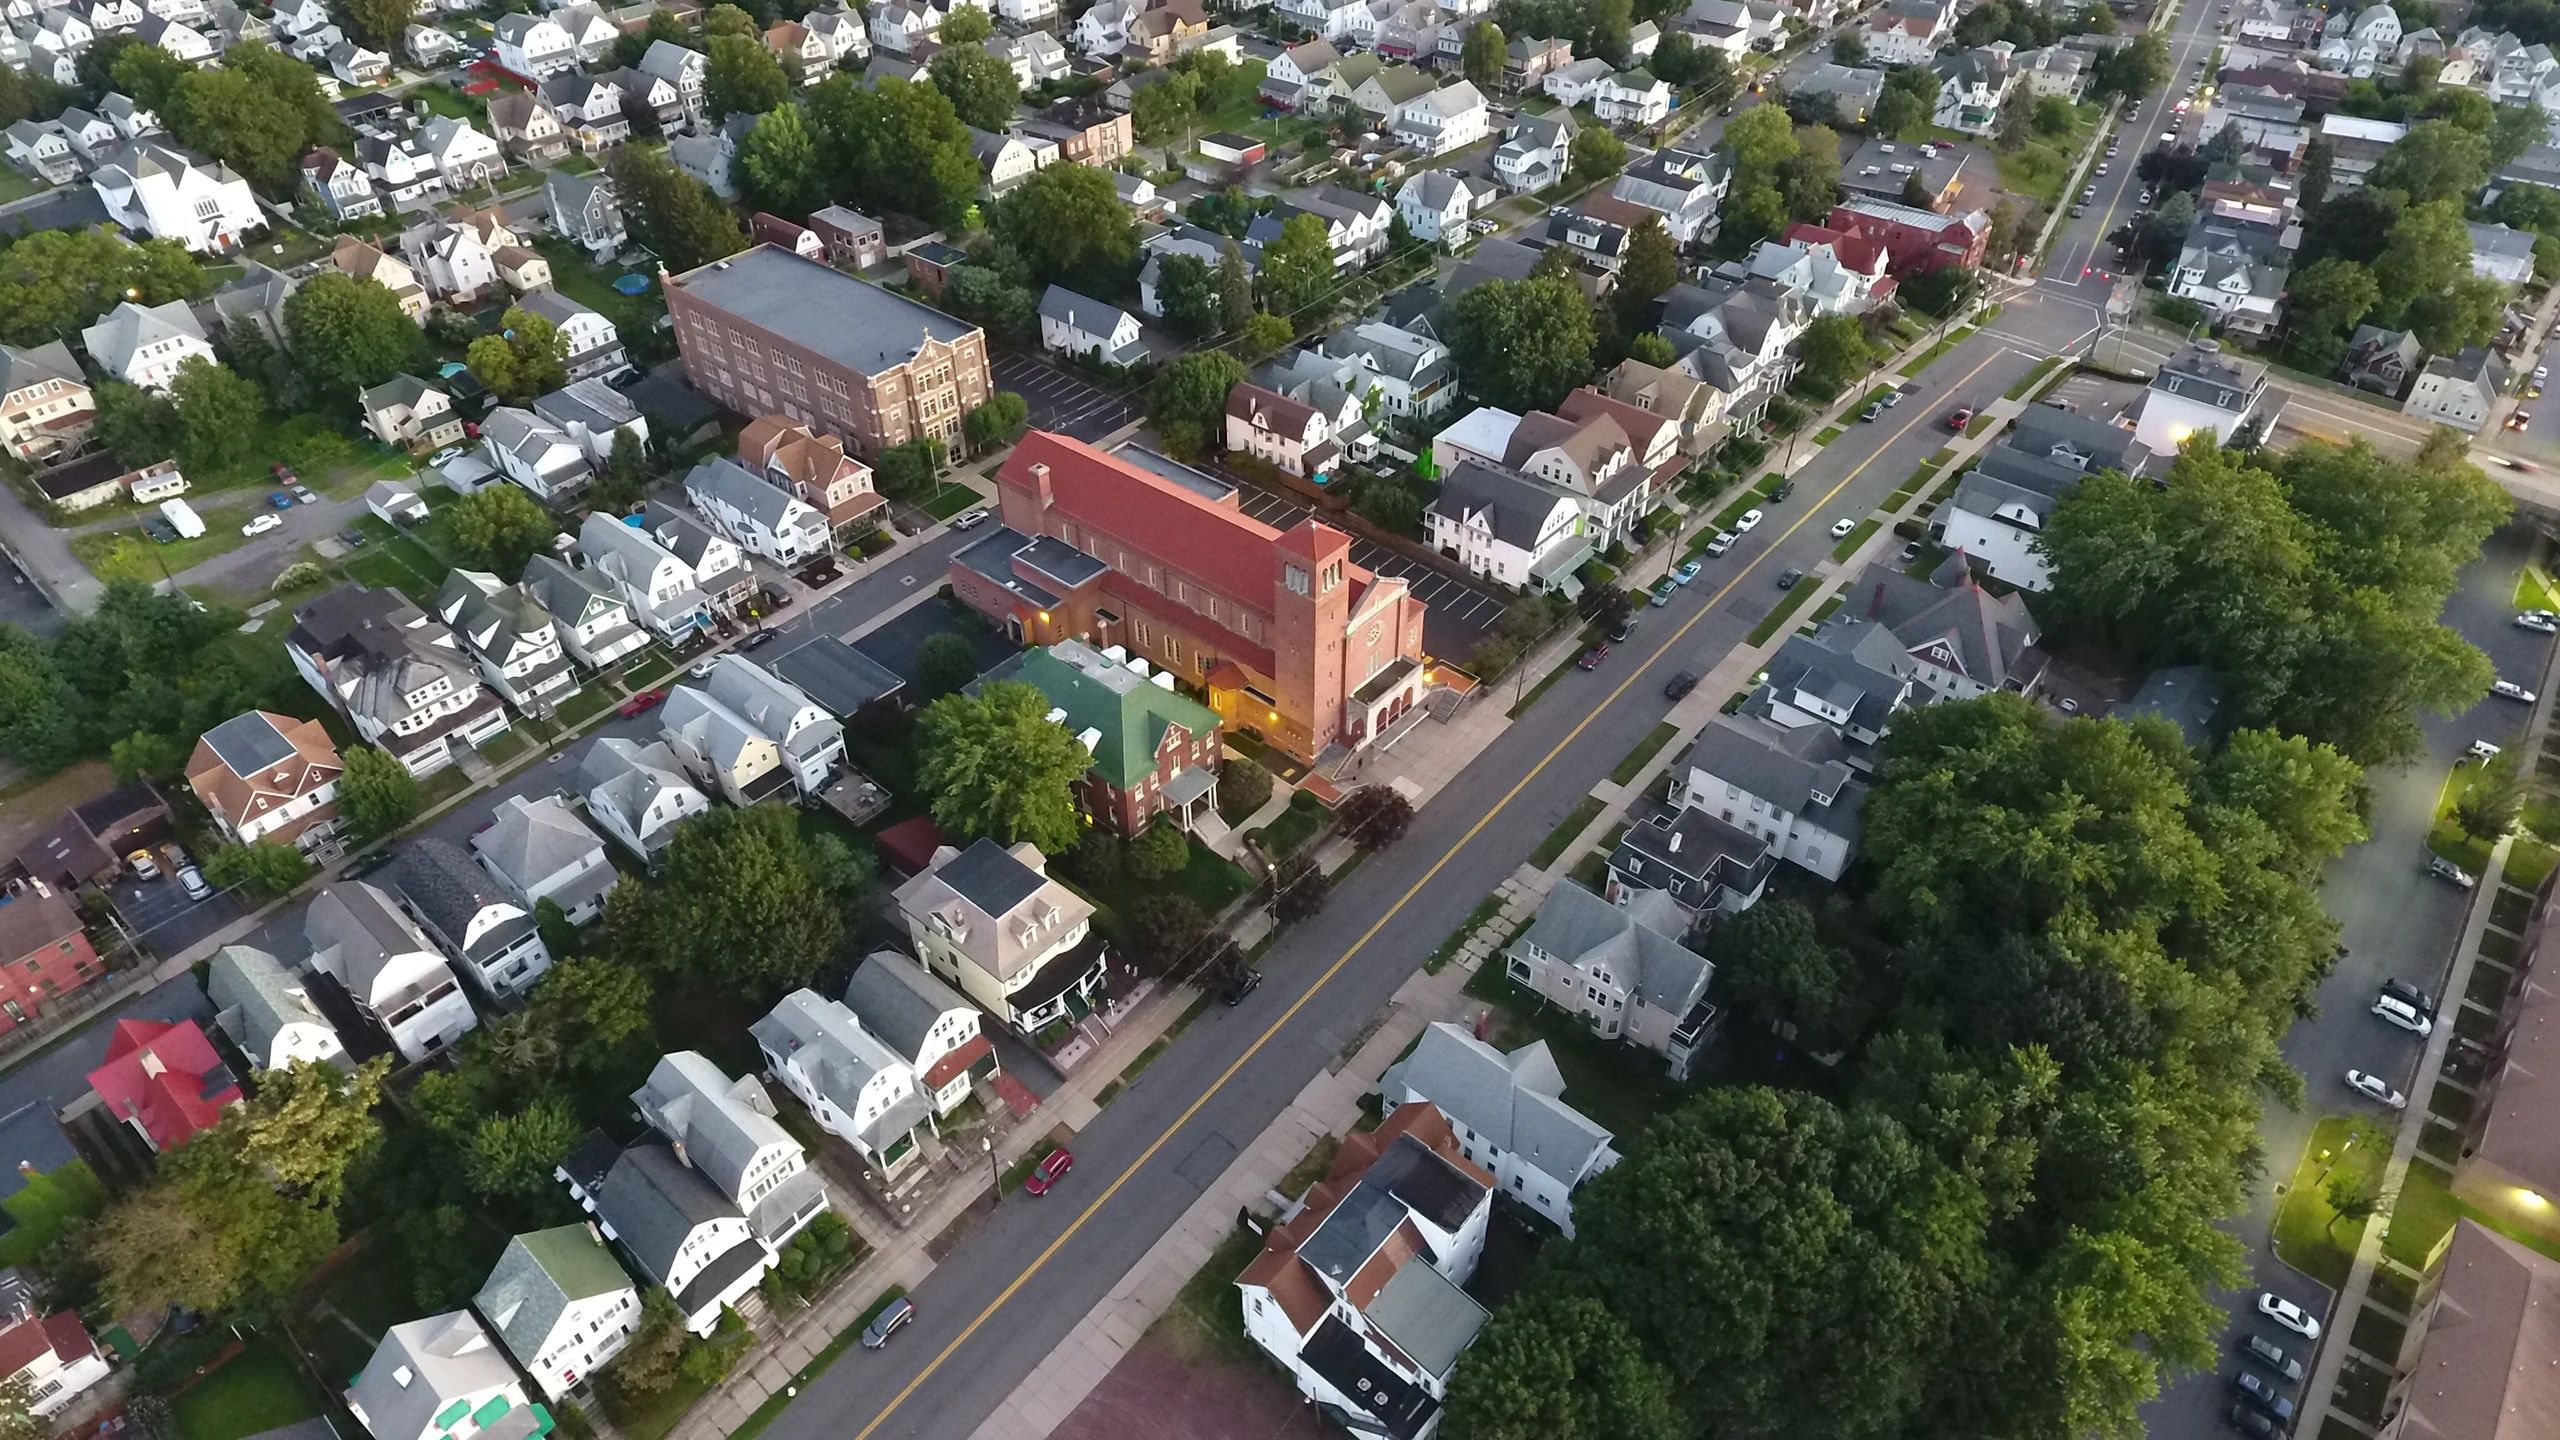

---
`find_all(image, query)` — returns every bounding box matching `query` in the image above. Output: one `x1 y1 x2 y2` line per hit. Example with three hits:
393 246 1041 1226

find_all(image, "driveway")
108 867 249 959
989 351 1142 443
1221 480 1511 659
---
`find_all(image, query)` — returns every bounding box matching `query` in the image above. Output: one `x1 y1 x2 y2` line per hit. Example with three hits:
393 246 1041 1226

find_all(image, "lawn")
1990 106 2100 209
477 729 532 767
1527 796 1606 870
70 523 257 587
0 1161 106 1266
918 483 986 522
1276 1135 1342 1198
2003 356 2066 399
412 83 487 121
0 168 44 204
1248 790 1326 861
2428 765 2495 875
1610 722 1680 786
2384 1158 2460 1271
172 1341 321 1440
1829 519 1879 563
2516 564 2560 613
535 239 665 340
2510 836 2559 889
2271 1115 2386 1290
1812 426 1843 446
1154 1226 1267 1366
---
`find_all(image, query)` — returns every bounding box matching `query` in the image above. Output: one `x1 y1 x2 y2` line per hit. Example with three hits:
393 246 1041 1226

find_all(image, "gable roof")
976 638 1218 790
1512 882 1710 1015
476 1225 633 1373
205 943 342 1069
86 1017 238 1150
1380 1023 1612 1182
840 951 973 1058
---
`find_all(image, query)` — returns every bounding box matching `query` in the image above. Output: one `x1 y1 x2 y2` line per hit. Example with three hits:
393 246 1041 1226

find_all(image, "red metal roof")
85 1018 238 1153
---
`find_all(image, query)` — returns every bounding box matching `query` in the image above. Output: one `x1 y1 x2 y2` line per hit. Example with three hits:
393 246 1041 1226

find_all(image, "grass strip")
1611 722 1681 786
727 1287 909 1440
1427 895 1507 974
1813 426 1843 446
1830 519 1879 563
1745 582 1822 645
2004 355 2066 400
1508 652 1581 718
1527 796 1607 869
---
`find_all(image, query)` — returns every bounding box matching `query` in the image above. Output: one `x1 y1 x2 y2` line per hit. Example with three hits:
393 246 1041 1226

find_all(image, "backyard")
170 1339 322 1440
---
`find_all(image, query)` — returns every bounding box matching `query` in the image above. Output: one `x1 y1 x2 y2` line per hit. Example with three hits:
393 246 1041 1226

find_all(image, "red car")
1024 1148 1075 1196
617 688 667 718
1946 407 1975 431
1577 644 1609 670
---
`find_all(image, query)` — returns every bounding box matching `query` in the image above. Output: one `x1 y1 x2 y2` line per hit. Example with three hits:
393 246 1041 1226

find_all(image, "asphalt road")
2040 0 2227 290
0 974 215 1128
750 315 2047 1440
2136 523 2552 1437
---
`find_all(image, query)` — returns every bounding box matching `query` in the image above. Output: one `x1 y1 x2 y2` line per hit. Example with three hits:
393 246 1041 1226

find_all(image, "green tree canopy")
467 306 571 405
602 806 849 990
929 42 1022 131
705 34 791 121
446 483 559 582
1150 350 1246 457
1256 211 1337 322
338 744 422 836
1444 273 1597 413
990 163 1139 293
914 679 1092 854
1462 21 1505 90
609 145 750 273
737 102 827 218
284 273 422 393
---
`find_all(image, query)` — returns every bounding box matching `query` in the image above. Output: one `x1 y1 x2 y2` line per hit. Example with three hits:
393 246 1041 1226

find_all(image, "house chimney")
1029 460 1053 512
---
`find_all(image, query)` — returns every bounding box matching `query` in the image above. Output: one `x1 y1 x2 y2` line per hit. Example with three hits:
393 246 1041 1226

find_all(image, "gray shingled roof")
748 990 932 1156
671 245 979 378
471 792 612 916
1380 1023 1612 1182
390 838 537 968
1511 882 1710 1017
841 951 971 1060
475 1225 633 1375
205 943 344 1070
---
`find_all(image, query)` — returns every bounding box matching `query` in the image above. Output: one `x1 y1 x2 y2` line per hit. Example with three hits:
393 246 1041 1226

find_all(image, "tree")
467 306 571 405
940 3 993 42
706 34 790 121
447 484 558 582
608 1291 693 1397
1217 239 1255 332
1256 212 1336 321
2298 134 2335 210
521 956 657 1079
1872 71 1934 139
737 103 826 217
1648 33 1729 94
110 729 189 783
1711 899 1847 1043
807 74 981 226
1591 0 1633 64
2326 1171 2393 1236
1628 331 1677 366
159 65 310 191
1151 350 1246 457
1217 760 1273 822
606 8 691 71
930 42 1021 131
590 427 654 515
283 274 420 394
2371 119 2491 205
704 3 759 39
991 163 1138 293
166 358 266 475
1463 21 1505 90
2278 258 2381 374
1615 216 1678 324
2456 747 2526 839
2093 30 2168 100
606 806 846 989
1155 253 1221 337
1336 784 1415 850
1578 582 1632 634
1793 314 1874 398
2373 198 2478 326
2405 274 2508 354
609 146 749 273
915 680 1093 854
1130 71 1201 144
1445 273 1597 413
1994 81 2036 150
915 631 981 697
339 744 423 837
945 264 1038 339
1127 821 1191 880
1777 123 1841 222
1569 125 1627 184
202 840 310 899
964 392 1031 451
342 0 418 48
236 1058 390 1203
1832 31 1867 64
872 437 945 498
1442 1292 1681 1440
466 1095 582 1201
1268 853 1328 925
1240 310 1294 360
1128 893 1209 973
2491 99 2547 166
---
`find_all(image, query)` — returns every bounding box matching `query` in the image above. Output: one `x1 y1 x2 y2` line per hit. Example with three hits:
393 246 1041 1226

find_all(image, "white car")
2517 611 2558 634
2538 365 2550 383
1705 531 1736 556
2345 1069 2407 1109
2372 993 2434 1035
176 865 211 901
428 446 467 467
241 513 283 538
952 508 991 530
2493 679 2539 702
2257 1294 2321 1341
1734 508 1764 533
2471 739 2504 761
1829 518 1857 538
2431 855 2477 889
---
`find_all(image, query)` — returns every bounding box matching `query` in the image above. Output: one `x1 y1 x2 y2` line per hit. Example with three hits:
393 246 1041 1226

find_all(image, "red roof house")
1820 199 1987 276
86 1018 241 1153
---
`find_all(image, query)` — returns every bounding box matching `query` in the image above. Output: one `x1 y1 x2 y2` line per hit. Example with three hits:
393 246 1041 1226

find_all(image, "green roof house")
474 1225 642 1400
345 1312 554 1440
981 638 1226 837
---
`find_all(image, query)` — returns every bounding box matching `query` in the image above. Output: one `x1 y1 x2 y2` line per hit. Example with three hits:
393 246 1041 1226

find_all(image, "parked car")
1946 407 1975 430
144 518 179 544
1674 560 1702 585
125 849 160 881
1609 614 1636 643
1769 481 1794 502
1649 577 1678 607
1023 1147 1075 1196
1577 643 1610 670
618 688 667 718
176 865 211 901
2226 1405 2282 1439
1705 532 1736 556
268 491 295 510
689 660 719 679
1829 517 1857 539
1899 541 1922 564
2344 1068 2407 1109
2494 679 2538 702
2256 1293 2321 1340
336 850 393 881
1861 401 1885 420
952 508 991 530
1663 671 1698 700
290 484 317 505
2518 609 2558 633
740 629 779 651
1776 568 1803 589
2470 739 2504 761
2240 1334 2304 1385
1882 389 1903 407
861 1296 914 1348
242 514 284 538
1218 965 1264 1005
2232 1370 2296 1424
759 581 794 610
2381 977 2437 1015
2371 992 2433 1035
428 446 467 467
2429 855 2477 890
337 528 369 548
1733 508 1764 533
270 462 296 483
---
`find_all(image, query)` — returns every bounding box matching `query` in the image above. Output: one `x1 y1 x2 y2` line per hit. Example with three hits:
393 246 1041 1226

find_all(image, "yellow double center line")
848 347 2013 1440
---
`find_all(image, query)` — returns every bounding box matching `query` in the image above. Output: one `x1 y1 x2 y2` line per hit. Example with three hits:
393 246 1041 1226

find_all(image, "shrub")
1127 821 1190 880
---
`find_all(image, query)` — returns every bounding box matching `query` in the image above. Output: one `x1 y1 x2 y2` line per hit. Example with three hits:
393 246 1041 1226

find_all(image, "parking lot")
991 351 1141 443
109 865 247 960
849 601 1018 685
1225 483 1510 658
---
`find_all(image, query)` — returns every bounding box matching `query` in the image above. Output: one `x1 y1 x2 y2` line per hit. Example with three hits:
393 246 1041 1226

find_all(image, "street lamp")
983 1135 1000 1204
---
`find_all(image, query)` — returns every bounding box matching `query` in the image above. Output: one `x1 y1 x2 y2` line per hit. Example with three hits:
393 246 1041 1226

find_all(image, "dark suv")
2380 977 2437 1017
